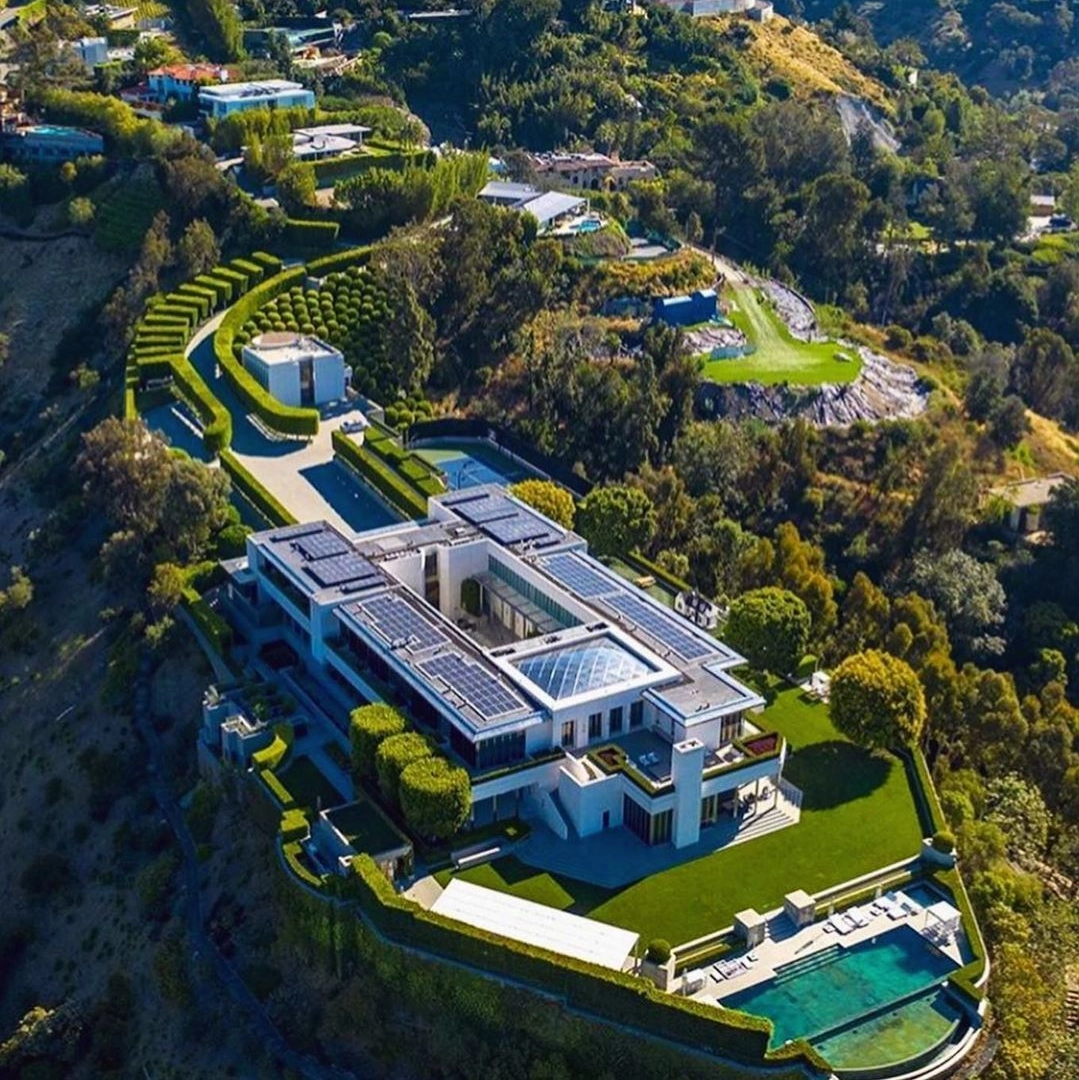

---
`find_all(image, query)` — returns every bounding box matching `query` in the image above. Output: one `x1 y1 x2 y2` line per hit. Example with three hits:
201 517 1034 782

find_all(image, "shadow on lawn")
785 740 892 810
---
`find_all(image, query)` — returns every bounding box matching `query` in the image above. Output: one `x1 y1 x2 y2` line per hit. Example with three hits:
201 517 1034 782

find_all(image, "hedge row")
219 451 298 527
624 549 691 594
304 245 372 278
195 273 232 307
283 839 325 888
171 353 232 453
347 857 829 1072
181 585 233 656
252 722 295 771
280 808 309 842
283 217 340 253
259 768 295 809
332 429 426 518
251 250 283 275
364 424 445 499
214 267 321 437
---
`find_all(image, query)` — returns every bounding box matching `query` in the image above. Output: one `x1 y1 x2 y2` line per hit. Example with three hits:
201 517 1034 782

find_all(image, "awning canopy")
431 879 639 970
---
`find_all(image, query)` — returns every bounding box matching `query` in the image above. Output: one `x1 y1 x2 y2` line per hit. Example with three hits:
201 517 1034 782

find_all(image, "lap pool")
721 925 959 1049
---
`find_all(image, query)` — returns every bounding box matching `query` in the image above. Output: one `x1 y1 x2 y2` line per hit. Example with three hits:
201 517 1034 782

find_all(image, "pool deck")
688 890 966 1004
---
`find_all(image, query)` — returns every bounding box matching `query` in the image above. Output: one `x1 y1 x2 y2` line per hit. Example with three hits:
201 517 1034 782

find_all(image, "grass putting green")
279 756 345 813
441 685 923 944
701 285 862 386
328 796 406 855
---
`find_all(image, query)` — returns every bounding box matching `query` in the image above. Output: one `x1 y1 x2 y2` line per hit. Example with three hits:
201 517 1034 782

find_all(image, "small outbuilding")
653 288 717 327
734 907 767 947
784 889 816 929
242 332 348 408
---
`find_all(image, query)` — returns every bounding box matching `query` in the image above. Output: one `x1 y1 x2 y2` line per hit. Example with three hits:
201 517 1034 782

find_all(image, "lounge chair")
850 907 870 928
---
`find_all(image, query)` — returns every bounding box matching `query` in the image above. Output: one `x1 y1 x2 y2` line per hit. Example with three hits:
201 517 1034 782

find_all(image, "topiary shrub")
931 829 956 854
376 731 433 806
350 703 407 779
399 757 471 841
646 939 672 964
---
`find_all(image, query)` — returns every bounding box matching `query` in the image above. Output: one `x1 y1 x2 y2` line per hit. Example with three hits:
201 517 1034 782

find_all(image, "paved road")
133 653 360 1080
171 315 396 533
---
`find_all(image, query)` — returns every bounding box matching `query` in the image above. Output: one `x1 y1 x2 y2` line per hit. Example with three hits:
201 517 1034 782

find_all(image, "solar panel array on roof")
540 553 614 598
270 522 323 541
419 653 525 719
358 593 446 652
306 552 380 588
605 592 715 662
445 490 563 548
294 531 350 561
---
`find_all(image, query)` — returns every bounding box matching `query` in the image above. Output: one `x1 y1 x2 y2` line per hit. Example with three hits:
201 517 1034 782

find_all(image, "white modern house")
221 486 787 852
198 79 316 119
241 332 348 408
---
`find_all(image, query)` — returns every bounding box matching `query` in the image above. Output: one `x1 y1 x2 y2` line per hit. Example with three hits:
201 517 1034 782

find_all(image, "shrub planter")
922 837 956 868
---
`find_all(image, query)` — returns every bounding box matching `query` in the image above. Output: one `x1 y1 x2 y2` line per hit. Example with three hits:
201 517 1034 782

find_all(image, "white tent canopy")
431 879 639 970
924 900 961 937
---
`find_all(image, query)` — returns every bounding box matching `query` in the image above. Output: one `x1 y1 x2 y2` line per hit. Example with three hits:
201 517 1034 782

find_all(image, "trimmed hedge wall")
213 267 320 437
195 273 232 307
283 839 325 888
220 451 298 527
259 768 295 809
181 586 233 655
283 217 340 253
280 808 309 842
346 857 831 1072
251 250 283 275
252 722 295 771
304 245 372 278
625 549 690 594
171 354 231 454
231 257 265 287
332 429 425 518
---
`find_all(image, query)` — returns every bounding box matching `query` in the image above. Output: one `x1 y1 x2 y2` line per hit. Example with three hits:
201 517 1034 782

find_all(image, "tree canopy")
830 649 927 750
575 484 656 559
508 479 575 530
724 587 811 676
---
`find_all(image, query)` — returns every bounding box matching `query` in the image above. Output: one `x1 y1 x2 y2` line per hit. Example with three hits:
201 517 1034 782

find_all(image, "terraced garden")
94 179 166 253
235 265 431 414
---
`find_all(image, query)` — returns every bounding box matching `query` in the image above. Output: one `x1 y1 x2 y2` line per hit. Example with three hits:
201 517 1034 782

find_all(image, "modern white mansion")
222 486 786 849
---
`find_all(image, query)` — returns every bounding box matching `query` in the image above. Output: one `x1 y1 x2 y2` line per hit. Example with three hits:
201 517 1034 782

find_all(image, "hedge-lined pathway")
179 310 397 533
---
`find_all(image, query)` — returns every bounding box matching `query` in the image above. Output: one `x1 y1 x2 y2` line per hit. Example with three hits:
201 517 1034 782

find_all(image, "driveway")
181 313 398 534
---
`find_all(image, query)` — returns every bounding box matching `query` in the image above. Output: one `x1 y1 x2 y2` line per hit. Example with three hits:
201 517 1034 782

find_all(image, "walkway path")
162 312 397 535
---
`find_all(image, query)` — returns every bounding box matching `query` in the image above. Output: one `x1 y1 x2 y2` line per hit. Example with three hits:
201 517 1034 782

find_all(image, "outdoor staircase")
726 802 799 847
1067 967 1079 1032
772 944 842 984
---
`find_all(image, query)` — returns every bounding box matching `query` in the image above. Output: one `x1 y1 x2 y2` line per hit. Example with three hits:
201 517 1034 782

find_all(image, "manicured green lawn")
279 756 345 813
328 796 406 855
701 285 862 386
442 686 923 944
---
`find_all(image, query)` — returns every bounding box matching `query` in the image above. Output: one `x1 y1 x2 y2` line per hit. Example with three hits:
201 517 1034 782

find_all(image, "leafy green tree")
576 484 656 559
830 649 926 749
349 703 406 780
906 549 1006 660
725 587 811 675
175 218 220 280
831 571 890 660
275 161 316 212
376 732 432 807
958 667 1027 773
146 562 186 616
985 773 1050 868
988 395 1030 449
68 196 94 227
0 566 33 621
399 757 471 841
508 479 575 529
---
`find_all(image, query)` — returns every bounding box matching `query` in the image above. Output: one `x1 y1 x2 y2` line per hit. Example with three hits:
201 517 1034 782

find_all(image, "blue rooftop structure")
653 288 717 327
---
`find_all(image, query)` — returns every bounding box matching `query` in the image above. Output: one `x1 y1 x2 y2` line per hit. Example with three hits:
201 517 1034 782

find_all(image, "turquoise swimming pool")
721 925 959 1047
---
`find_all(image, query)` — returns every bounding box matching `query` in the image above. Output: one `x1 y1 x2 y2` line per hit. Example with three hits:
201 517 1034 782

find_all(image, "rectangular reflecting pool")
721 925 959 1046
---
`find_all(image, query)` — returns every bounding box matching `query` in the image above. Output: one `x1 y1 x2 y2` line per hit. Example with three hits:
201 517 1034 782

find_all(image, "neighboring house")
243 22 343 56
198 79 316 119
147 63 232 103
654 289 718 327
654 0 772 15
221 486 786 852
83 3 136 27
241 332 349 408
990 473 1072 536
478 180 587 232
0 122 105 162
530 151 658 192
291 122 369 161
71 36 108 68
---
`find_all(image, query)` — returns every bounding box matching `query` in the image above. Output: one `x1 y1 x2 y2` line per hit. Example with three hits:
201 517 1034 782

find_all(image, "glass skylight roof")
513 637 653 699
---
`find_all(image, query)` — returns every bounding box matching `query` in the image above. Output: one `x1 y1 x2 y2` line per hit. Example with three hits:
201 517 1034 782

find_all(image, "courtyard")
437 683 923 944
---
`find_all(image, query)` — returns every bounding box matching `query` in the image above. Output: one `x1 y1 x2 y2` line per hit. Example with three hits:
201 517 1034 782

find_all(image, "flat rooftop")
246 332 342 364
990 472 1072 508
199 79 308 99
431 879 638 970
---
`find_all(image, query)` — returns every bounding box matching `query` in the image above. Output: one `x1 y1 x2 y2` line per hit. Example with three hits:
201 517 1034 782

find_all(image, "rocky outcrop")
697 347 930 427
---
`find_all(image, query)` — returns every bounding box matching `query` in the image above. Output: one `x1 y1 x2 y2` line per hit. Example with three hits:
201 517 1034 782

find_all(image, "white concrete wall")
440 540 489 621
471 755 563 803
267 359 302 407
380 551 425 596
699 752 783 799
671 740 705 848
312 352 347 404
558 767 623 837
